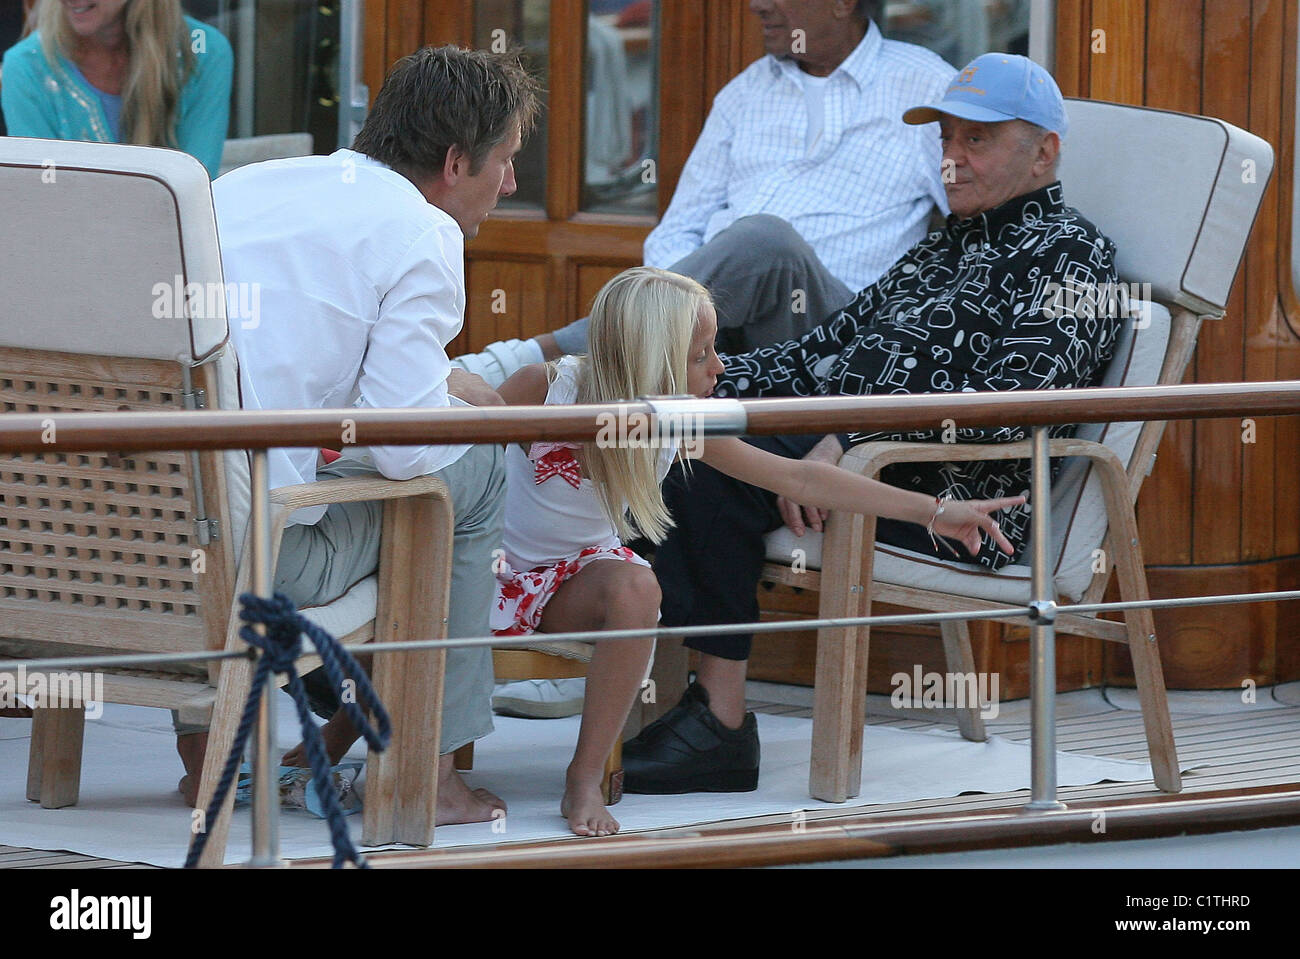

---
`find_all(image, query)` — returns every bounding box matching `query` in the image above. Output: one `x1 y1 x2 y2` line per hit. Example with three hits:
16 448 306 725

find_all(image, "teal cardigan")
1 16 233 179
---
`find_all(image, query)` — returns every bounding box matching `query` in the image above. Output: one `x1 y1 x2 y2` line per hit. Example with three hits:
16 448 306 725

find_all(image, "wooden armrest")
840 437 1122 478
269 474 450 511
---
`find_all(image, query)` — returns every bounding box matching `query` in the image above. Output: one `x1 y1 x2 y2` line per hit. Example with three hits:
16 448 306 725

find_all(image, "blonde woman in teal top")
2 1 232 179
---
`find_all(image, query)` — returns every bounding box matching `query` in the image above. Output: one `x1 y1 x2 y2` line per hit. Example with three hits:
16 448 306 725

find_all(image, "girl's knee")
605 564 661 618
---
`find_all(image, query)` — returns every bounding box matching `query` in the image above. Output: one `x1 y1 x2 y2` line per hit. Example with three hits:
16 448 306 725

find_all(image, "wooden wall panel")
1191 0 1253 566
1088 0 1145 105
1239 0 1286 563
575 264 627 319
658 2 709 217
1133 0 1202 566
455 260 549 356
1053 0 1092 98
1274 0 1300 562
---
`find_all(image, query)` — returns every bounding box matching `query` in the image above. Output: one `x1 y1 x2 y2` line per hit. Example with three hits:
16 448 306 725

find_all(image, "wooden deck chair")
0 138 454 865
756 100 1274 802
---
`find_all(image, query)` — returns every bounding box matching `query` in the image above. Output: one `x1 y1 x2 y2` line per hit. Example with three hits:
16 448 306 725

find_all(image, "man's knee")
710 214 813 265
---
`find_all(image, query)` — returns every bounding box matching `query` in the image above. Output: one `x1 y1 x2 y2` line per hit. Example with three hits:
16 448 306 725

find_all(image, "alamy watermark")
1 666 104 719
890 665 1000 719
151 275 261 330
595 409 705 459
1040 279 1153 326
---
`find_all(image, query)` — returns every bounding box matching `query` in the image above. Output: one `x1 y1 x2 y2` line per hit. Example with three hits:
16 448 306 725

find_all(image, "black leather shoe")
622 681 759 793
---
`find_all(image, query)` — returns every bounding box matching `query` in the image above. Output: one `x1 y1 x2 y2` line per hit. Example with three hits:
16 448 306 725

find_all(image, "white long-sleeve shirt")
644 22 954 294
214 149 471 524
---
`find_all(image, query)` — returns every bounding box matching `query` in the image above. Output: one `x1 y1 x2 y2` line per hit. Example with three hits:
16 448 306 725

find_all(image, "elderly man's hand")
446 368 505 407
777 434 843 536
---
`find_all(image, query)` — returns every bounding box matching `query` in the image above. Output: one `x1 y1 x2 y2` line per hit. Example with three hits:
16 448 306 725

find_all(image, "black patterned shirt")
713 182 1121 569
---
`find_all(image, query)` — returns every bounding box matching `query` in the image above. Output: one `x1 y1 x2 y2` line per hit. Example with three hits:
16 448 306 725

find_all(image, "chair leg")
639 636 690 731
27 705 85 809
1098 470 1181 793
194 653 254 867
940 620 987 742
363 489 452 847
810 512 872 802
453 742 474 771
603 738 623 805
1121 602 1182 792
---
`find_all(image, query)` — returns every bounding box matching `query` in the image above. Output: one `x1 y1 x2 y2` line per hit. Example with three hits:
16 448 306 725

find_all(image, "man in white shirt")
457 0 954 384
176 46 539 825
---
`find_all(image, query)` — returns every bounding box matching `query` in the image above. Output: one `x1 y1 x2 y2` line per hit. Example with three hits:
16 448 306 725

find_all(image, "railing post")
247 448 282 866
1026 426 1066 811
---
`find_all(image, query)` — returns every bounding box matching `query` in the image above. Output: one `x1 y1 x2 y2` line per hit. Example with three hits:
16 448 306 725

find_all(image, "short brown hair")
352 44 540 180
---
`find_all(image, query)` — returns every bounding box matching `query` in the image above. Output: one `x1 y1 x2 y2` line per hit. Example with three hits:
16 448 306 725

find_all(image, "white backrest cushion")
1047 300 1171 600
0 138 228 363
218 133 314 178
1058 99 1273 315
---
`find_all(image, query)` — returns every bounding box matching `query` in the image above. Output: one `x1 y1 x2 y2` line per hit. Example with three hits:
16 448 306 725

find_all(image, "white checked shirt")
215 150 471 525
644 22 954 294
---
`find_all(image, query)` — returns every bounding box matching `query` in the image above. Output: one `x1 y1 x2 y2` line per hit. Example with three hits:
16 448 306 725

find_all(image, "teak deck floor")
6 681 1300 868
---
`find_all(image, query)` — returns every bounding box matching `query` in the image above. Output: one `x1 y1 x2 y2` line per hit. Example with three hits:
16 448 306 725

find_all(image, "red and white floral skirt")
490 544 650 637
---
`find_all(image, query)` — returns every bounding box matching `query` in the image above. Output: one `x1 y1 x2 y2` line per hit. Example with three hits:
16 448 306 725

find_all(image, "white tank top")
501 356 676 570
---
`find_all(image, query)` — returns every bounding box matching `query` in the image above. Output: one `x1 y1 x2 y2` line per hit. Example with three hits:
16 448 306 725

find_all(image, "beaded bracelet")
926 494 961 558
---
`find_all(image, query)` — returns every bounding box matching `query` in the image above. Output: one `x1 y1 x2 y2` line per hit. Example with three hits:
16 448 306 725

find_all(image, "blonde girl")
494 266 1021 837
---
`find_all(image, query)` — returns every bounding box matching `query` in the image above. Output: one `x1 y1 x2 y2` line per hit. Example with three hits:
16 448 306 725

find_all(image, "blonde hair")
576 267 712 544
37 0 195 148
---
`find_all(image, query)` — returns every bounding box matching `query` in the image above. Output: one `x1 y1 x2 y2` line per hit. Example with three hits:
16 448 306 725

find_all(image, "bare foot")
176 731 208 807
561 776 619 837
472 787 507 813
282 711 359 767
437 763 505 825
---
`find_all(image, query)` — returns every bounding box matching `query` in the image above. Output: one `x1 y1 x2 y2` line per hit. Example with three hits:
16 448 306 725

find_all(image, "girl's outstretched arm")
697 436 1022 557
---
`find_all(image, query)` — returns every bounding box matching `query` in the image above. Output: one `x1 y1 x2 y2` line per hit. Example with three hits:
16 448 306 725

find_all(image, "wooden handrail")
0 380 1297 454
284 783 1300 869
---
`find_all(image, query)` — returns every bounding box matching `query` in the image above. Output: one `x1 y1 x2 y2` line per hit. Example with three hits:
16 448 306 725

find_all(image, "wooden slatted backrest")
0 140 239 681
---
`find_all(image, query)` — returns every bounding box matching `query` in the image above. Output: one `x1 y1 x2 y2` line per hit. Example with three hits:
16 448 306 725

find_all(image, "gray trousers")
177 443 504 755
551 214 855 355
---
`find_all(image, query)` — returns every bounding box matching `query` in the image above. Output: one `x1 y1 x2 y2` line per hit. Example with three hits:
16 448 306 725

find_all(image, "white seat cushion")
297 574 378 639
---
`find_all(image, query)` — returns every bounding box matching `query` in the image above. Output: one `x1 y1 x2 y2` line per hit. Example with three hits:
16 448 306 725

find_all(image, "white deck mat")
0 701 1156 867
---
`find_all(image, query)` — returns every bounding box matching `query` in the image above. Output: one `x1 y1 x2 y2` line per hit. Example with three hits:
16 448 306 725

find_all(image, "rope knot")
237 593 303 673
186 591 391 870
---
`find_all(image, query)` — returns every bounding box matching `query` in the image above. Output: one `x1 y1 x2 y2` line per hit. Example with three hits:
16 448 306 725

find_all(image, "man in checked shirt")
458 0 955 378
623 53 1126 795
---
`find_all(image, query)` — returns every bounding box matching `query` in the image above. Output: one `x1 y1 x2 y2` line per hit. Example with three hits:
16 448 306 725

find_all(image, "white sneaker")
492 678 586 719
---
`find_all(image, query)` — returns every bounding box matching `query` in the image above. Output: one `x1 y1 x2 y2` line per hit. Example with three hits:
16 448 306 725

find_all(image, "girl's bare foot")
561 774 619 837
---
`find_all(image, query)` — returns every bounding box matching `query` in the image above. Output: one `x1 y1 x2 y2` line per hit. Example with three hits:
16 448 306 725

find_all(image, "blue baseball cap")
903 53 1068 139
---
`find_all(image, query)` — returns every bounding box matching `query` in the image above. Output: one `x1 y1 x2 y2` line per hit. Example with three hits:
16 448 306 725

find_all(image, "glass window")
474 0 549 211
882 0 1032 69
581 0 659 215
186 0 343 151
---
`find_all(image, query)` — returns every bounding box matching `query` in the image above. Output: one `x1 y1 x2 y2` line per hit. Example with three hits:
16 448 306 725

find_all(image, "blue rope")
185 592 392 869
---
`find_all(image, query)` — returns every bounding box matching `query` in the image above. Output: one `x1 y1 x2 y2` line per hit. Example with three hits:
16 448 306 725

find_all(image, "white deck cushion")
217 133 314 177
1058 99 1273 316
0 138 229 363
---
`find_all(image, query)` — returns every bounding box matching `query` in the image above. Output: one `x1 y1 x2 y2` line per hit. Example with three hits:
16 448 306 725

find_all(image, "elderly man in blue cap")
626 53 1125 795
